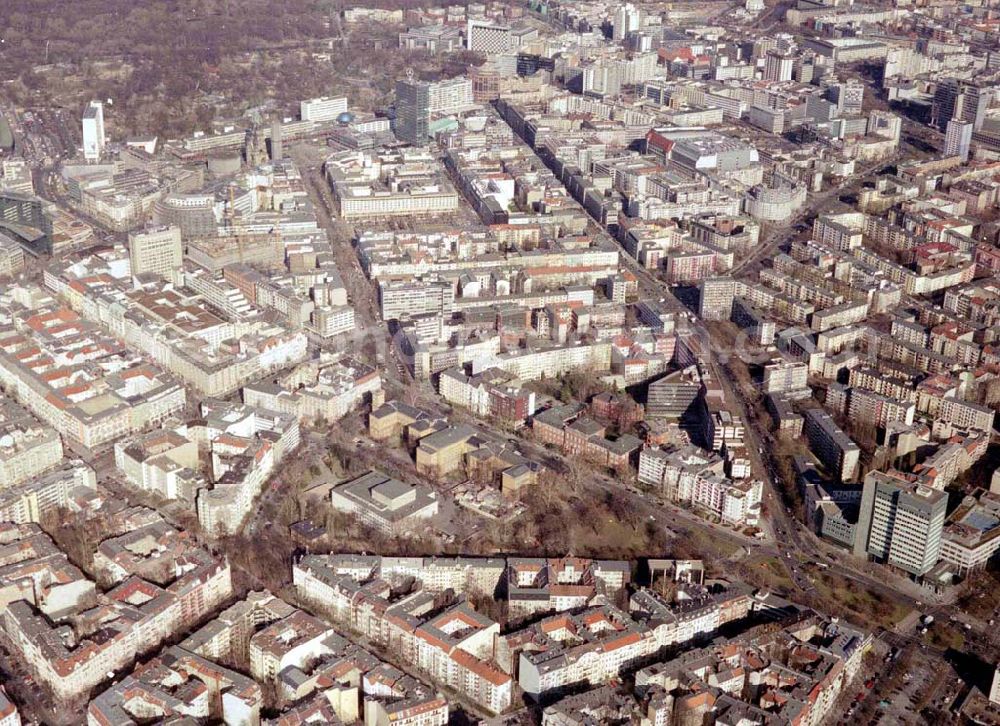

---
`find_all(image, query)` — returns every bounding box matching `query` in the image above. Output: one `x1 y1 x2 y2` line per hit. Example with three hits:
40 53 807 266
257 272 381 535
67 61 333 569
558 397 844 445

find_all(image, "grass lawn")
747 555 794 592
684 524 742 560
809 569 910 630
925 623 965 651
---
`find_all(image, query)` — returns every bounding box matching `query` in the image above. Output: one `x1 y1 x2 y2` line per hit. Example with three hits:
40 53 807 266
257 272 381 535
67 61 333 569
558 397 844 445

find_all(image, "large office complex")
855 471 947 576
394 77 474 143
128 225 183 278
300 96 349 123
466 18 513 54
932 78 992 131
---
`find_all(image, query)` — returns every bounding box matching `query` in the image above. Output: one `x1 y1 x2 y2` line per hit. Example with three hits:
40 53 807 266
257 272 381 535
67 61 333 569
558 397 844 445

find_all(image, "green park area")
0 114 13 150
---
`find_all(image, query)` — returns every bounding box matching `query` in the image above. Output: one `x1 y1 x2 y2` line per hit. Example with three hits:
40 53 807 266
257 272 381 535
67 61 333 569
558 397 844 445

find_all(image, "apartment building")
0 462 97 525
0 399 63 490
732 296 776 346
115 428 203 501
767 394 804 438
689 215 760 255
708 410 745 453
638 446 761 525
294 554 506 609
438 367 536 425
739 280 815 324
803 409 861 482
936 396 995 433
243 357 382 425
635 612 871 726
87 647 263 726
2 516 231 701
541 688 634 725
292 557 511 713
629 583 753 648
760 268 843 309
699 277 737 320
846 387 916 428
178 588 449 724
816 325 866 355
412 602 511 713
181 590 297 663
743 174 807 222
848 367 919 404
812 213 864 252
810 300 869 333
506 557 630 619
0 297 186 449
532 403 642 470
506 606 659 698
197 402 300 536
911 432 988 491
762 360 809 395
404 328 503 381
115 401 300 535
92 519 233 624
665 249 718 284
249 609 337 684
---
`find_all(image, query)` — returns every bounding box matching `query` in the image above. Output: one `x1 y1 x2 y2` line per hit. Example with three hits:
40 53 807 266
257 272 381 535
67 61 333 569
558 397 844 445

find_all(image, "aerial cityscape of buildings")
1 0 1000 722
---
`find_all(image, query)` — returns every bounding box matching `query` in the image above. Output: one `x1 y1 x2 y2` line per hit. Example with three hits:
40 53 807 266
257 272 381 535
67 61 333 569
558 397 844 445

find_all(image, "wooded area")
0 0 480 137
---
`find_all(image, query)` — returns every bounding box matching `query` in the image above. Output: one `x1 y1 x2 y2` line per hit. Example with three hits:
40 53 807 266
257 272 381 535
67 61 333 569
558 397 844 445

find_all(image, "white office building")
128 225 183 278
82 101 106 162
613 3 641 41
944 119 974 163
763 51 795 83
466 18 512 54
300 96 349 123
854 471 947 576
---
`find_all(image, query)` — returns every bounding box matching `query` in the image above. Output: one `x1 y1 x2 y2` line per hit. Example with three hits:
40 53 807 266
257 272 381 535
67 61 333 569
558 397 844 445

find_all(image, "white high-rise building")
300 97 348 123
613 3 640 42
129 225 183 278
944 119 974 163
394 76 473 143
466 17 512 54
82 101 106 162
854 471 947 576
990 666 1000 705
763 51 795 83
